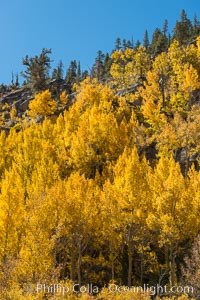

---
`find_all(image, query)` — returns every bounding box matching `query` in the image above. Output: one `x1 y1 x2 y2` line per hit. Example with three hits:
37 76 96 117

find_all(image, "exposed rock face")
0 88 32 106
0 79 71 115
13 97 34 112
0 87 34 120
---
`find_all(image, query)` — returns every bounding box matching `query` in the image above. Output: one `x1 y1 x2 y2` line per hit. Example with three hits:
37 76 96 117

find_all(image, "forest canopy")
0 9 200 300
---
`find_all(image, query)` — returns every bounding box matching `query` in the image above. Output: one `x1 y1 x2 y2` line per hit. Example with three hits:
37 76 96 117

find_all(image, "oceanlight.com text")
108 283 194 295
35 283 194 296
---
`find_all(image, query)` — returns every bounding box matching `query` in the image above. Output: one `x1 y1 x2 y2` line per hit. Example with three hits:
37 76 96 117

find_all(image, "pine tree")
173 9 193 45
193 14 200 37
122 38 127 50
76 61 81 83
91 50 105 81
162 19 168 37
115 37 121 50
134 40 141 49
22 48 52 92
150 28 168 56
65 60 77 88
143 30 149 50
103 53 112 78
81 70 89 80
15 73 19 88
52 60 64 80
126 39 133 49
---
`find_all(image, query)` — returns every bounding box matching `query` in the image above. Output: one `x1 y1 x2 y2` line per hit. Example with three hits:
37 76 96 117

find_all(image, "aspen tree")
57 173 101 285
0 165 25 262
106 147 151 286
146 155 197 286
110 46 151 88
28 89 57 118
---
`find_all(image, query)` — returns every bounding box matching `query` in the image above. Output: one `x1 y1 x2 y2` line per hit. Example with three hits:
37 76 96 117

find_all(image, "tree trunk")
77 244 82 287
169 244 176 287
127 224 133 287
70 251 76 281
128 245 133 287
111 252 115 281
140 245 144 285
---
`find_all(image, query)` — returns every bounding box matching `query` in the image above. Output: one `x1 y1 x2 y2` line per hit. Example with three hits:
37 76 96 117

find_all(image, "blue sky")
0 0 199 85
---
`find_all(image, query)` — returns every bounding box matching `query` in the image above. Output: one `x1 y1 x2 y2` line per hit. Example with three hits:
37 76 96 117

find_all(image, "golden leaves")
28 89 57 118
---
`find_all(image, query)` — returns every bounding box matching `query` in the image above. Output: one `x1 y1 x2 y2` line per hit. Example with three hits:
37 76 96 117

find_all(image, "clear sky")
0 0 199 85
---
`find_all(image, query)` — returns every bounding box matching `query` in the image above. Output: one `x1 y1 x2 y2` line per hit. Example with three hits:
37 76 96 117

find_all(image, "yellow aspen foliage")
1 34 200 294
146 155 200 285
59 90 68 106
170 63 200 111
104 146 151 286
110 50 126 86
113 146 150 220
0 128 21 174
141 70 167 131
139 51 173 131
166 40 200 111
2 103 10 111
185 39 200 75
155 107 200 169
168 39 183 69
0 165 25 260
140 37 200 145
9 119 58 192
182 64 200 92
147 155 187 246
151 52 172 108
17 191 56 283
58 78 134 180
110 46 151 88
69 104 129 178
146 158 176 245
134 46 151 78
0 131 7 178
153 51 171 76
63 174 101 285
28 89 57 117
101 180 125 280
0 112 5 126
28 154 59 195
196 35 200 59
75 77 118 109
43 173 101 285
52 114 72 178
10 106 17 120
61 79 119 151
183 166 200 235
